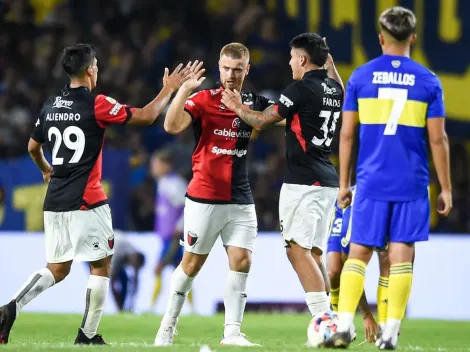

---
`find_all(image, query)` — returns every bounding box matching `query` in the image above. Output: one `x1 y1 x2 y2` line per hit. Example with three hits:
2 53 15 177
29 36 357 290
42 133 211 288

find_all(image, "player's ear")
245 63 250 76
378 33 385 46
86 66 93 77
409 33 417 45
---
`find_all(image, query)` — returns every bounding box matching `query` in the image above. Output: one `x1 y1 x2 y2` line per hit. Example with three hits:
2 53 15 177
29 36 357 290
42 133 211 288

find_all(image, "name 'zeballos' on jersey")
274 70 343 186
31 86 135 211
184 88 273 204
343 55 445 201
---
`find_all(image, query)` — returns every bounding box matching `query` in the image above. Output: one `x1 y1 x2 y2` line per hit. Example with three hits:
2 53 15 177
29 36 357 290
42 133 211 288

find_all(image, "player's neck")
381 44 411 58
69 78 92 91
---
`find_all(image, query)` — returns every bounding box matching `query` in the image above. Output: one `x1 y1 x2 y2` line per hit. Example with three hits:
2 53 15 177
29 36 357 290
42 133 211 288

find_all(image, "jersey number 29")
378 87 408 136
48 126 85 165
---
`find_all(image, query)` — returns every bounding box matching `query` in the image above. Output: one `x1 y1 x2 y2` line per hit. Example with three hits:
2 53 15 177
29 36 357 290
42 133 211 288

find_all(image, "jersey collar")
303 69 328 79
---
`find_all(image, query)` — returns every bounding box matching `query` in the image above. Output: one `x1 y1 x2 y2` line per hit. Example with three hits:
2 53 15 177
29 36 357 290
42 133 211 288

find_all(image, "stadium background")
1 0 469 321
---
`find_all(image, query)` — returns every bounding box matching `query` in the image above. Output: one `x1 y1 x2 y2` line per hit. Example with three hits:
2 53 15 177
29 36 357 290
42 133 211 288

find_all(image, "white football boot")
220 333 261 347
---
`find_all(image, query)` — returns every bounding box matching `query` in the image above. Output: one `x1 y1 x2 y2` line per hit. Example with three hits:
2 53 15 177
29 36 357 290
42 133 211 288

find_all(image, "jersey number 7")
378 87 408 136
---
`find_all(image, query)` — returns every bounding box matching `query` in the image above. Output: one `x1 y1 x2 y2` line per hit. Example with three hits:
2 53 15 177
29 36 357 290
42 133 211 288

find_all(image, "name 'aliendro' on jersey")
30 86 135 211
343 54 445 201
274 69 344 187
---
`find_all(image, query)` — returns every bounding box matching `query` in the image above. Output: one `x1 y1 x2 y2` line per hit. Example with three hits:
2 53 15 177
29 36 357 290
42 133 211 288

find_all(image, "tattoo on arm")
234 105 284 130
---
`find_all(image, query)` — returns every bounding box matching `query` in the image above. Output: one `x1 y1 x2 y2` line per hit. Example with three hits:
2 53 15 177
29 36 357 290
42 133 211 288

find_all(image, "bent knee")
46 263 72 283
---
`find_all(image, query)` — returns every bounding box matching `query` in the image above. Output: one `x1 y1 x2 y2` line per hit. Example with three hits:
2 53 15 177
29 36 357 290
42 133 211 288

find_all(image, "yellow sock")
150 274 162 307
330 287 340 311
377 276 389 324
388 263 413 320
338 259 367 314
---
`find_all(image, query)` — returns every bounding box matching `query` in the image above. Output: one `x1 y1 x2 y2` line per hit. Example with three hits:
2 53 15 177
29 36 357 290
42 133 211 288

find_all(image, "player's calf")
286 242 330 316
78 257 111 341
327 251 343 311
224 246 252 339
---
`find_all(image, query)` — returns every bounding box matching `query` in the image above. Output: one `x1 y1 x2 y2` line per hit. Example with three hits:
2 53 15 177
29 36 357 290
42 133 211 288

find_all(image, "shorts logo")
341 237 349 248
187 231 198 246
108 236 115 249
93 241 100 250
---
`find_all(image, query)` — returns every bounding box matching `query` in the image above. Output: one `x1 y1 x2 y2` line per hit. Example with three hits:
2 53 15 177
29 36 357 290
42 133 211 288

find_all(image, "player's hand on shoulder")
437 189 452 216
163 62 193 92
180 60 206 92
221 89 242 111
337 187 352 209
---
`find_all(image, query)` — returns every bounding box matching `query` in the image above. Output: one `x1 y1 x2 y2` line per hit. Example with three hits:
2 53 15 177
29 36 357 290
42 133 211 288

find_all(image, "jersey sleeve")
274 82 303 119
342 70 359 112
258 95 275 111
184 91 205 120
426 75 445 118
94 94 135 128
30 104 46 143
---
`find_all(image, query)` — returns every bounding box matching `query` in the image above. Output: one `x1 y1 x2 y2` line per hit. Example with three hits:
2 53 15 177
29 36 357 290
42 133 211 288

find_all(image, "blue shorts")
327 204 351 255
351 194 430 248
159 237 184 267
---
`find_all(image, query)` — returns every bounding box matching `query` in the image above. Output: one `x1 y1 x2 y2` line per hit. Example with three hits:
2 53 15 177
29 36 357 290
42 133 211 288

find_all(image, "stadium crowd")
1 0 469 232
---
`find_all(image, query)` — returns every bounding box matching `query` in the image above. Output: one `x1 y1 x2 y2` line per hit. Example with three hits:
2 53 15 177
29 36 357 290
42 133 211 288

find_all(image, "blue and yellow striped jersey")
343 55 445 201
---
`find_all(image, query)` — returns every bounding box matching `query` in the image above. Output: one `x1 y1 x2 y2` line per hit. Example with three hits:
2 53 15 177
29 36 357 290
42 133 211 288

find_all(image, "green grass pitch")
2 313 469 351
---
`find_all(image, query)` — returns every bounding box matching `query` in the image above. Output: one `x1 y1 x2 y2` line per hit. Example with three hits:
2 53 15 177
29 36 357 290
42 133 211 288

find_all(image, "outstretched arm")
221 89 284 130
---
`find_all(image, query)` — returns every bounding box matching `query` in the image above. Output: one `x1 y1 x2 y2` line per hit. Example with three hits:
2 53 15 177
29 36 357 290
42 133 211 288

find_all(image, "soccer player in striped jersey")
325 6 452 350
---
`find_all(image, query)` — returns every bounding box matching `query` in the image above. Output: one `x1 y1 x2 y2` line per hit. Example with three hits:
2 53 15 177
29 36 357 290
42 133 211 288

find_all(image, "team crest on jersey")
187 231 198 246
391 60 401 68
105 96 117 104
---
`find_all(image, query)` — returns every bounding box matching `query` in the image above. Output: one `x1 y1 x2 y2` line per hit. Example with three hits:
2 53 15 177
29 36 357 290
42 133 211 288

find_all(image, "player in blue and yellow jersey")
327 186 390 344
325 6 452 350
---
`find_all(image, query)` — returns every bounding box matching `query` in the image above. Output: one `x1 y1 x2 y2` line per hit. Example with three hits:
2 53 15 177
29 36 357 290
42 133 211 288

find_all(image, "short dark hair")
60 43 96 77
378 6 416 41
290 33 329 67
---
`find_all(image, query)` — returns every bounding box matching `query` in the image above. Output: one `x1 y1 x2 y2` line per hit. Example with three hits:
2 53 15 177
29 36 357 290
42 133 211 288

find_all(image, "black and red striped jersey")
274 69 343 187
184 88 273 204
30 86 135 211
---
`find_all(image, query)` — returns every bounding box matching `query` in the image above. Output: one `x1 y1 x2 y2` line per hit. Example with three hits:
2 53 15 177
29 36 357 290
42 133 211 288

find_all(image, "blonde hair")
220 43 250 61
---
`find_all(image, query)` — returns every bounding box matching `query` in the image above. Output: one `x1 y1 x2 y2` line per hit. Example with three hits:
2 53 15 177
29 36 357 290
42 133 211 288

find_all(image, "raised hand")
181 60 206 92
163 63 192 92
